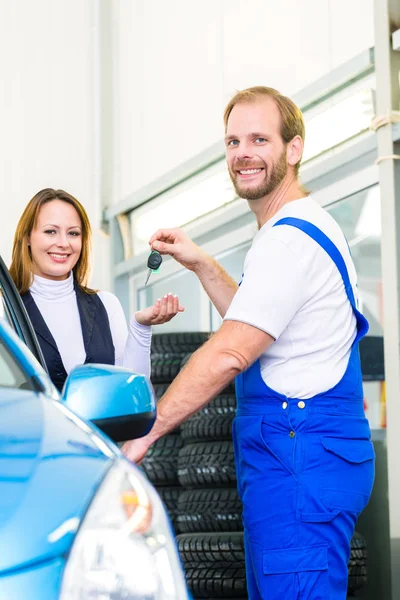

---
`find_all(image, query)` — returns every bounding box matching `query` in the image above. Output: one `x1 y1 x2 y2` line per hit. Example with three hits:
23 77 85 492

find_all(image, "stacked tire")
175 365 246 599
141 333 210 530
146 333 368 598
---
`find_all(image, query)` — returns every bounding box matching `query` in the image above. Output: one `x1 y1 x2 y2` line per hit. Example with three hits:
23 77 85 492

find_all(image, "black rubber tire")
152 332 210 354
177 488 242 533
177 532 245 564
181 395 236 442
178 441 236 488
156 486 181 528
184 562 247 598
347 531 368 595
151 354 183 383
141 434 182 485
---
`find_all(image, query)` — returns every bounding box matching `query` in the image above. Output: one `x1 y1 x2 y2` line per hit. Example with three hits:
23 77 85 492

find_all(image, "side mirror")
62 364 156 443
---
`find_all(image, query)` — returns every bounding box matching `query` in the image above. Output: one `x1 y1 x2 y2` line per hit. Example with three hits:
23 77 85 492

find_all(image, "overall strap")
273 217 357 310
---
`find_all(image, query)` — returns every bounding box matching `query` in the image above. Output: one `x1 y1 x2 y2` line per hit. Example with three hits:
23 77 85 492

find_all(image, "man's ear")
287 135 303 168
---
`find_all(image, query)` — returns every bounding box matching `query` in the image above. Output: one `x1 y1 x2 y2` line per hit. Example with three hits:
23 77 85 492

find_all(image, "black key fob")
147 250 163 271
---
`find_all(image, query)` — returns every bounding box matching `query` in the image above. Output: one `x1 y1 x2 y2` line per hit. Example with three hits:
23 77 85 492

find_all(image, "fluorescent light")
303 88 375 162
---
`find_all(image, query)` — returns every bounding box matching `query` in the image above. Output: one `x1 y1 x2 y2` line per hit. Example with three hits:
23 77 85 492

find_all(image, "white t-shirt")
224 196 360 399
29 273 151 378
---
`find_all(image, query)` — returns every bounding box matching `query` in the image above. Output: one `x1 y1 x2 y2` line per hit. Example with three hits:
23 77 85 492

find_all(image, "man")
122 86 375 599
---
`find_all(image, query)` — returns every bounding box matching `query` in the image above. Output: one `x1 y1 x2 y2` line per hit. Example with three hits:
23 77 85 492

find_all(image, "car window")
0 256 47 370
0 336 35 390
0 285 14 330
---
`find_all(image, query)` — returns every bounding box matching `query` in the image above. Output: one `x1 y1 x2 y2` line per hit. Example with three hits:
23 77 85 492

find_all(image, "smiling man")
122 87 375 600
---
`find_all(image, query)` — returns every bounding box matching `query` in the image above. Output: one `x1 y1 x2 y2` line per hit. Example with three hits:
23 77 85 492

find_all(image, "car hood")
0 389 114 573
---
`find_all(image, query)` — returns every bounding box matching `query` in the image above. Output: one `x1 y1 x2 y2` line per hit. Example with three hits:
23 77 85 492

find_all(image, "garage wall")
0 0 110 288
115 0 374 200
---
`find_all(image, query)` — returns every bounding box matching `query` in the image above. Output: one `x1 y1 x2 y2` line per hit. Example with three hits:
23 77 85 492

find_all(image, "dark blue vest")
21 283 115 392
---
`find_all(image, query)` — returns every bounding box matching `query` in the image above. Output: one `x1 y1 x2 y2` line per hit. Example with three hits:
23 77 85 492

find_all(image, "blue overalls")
233 218 375 600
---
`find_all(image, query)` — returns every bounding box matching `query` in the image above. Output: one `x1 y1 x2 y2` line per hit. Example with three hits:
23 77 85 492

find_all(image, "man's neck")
248 175 308 229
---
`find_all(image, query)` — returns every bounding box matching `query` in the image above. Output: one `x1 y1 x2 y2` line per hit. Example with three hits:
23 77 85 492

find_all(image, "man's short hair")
223 86 305 174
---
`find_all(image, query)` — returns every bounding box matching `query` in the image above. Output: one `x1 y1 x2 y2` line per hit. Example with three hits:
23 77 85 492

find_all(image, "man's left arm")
121 319 274 463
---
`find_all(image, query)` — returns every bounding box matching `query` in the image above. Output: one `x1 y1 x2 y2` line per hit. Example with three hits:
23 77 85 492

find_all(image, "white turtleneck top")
29 273 151 378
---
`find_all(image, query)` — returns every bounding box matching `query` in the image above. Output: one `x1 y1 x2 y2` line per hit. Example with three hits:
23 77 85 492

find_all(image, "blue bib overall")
233 218 375 600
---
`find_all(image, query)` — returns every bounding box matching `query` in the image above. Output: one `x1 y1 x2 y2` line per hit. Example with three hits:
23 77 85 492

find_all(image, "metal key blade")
145 268 152 286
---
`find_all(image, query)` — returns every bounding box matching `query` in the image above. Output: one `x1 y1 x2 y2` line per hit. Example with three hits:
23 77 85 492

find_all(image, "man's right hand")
149 228 207 272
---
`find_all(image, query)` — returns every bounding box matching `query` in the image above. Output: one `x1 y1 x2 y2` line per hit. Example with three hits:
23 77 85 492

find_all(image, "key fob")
147 250 163 271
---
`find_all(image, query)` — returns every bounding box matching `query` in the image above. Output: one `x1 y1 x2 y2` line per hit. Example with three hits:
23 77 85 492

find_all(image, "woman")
9 188 183 391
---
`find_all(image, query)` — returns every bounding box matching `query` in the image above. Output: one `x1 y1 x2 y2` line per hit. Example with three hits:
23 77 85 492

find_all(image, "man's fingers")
149 228 179 246
152 240 179 255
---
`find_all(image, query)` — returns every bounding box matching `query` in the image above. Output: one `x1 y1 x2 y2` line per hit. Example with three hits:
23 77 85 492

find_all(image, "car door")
0 255 47 371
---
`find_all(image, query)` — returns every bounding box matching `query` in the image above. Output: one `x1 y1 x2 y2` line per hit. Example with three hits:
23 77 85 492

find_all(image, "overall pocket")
299 436 375 522
319 437 375 513
260 545 328 599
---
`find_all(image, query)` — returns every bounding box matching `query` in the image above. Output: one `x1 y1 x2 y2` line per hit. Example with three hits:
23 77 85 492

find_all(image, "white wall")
116 0 374 200
0 0 109 288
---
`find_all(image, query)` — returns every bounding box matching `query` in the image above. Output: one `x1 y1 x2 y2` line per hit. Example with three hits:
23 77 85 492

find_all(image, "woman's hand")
135 293 185 326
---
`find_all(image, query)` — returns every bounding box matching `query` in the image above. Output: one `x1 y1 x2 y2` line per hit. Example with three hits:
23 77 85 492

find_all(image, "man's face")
225 98 288 200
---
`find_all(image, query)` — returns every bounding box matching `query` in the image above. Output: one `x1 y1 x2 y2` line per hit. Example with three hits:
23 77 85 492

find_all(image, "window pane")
327 185 382 336
0 285 15 330
211 243 251 331
0 336 34 390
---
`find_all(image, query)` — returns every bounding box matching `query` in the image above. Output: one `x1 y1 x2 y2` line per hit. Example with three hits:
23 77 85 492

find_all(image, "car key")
145 250 163 286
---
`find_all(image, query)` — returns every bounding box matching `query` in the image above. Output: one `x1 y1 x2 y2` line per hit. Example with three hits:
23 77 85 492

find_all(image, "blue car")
0 256 189 599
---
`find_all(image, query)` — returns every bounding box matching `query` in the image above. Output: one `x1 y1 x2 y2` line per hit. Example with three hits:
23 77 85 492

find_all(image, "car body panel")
0 388 112 573
0 556 65 600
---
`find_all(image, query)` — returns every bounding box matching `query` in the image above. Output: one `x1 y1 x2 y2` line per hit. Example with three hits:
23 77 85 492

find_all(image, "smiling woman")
9 188 184 391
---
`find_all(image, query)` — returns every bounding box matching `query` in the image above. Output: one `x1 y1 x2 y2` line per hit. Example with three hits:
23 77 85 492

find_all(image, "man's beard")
229 149 288 200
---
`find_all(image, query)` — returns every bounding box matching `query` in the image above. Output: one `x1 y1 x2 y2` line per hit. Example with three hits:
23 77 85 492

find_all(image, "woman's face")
29 200 83 281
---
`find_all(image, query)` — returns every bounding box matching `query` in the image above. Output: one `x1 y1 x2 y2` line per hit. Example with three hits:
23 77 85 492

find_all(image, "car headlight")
60 459 189 599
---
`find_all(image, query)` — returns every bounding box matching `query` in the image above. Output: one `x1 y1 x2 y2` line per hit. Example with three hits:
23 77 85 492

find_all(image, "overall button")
289 431 295 438
298 401 306 409
282 401 288 409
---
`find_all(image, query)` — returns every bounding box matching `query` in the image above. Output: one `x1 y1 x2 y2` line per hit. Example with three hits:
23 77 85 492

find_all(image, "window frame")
0 255 47 372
